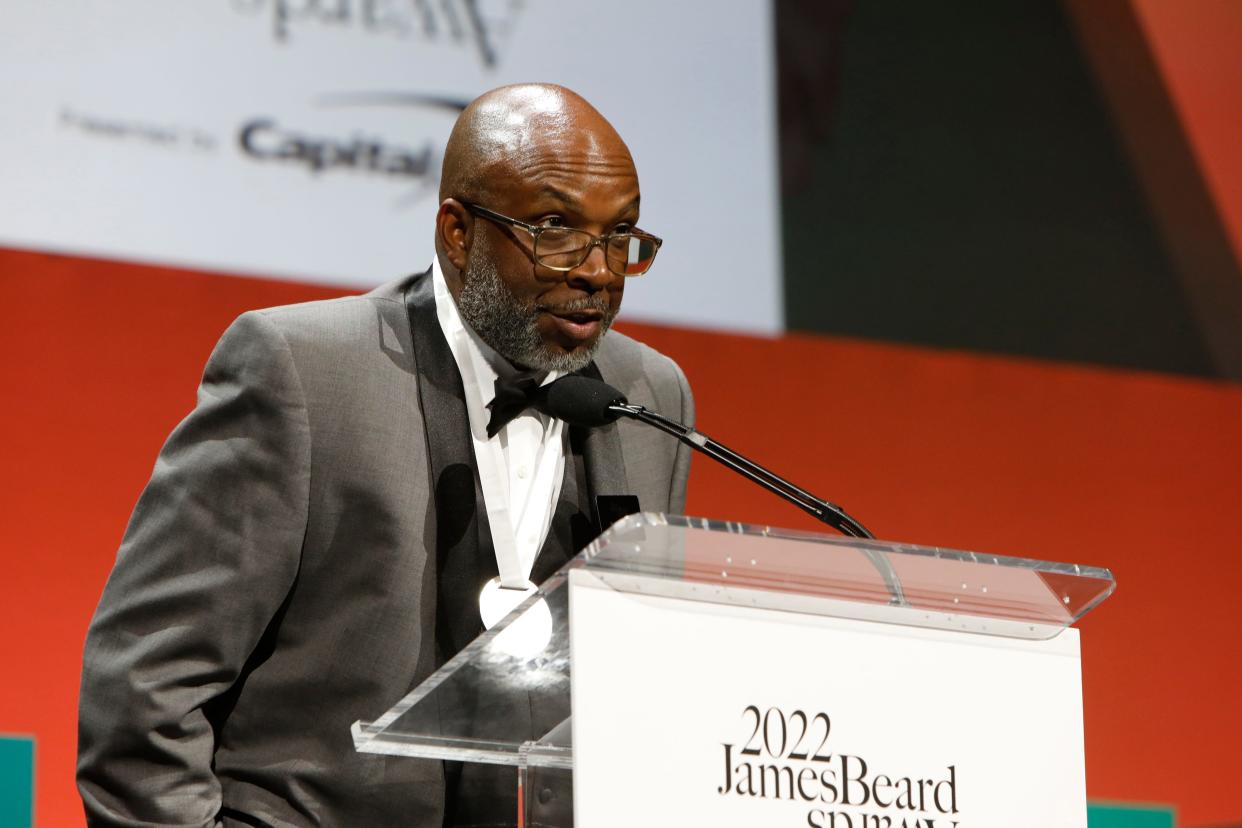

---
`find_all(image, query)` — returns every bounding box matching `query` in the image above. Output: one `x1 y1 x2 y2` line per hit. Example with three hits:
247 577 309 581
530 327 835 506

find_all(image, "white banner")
0 0 782 333
570 571 1087 827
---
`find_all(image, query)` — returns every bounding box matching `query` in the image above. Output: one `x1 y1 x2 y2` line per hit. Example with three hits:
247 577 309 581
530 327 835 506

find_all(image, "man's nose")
566 240 614 291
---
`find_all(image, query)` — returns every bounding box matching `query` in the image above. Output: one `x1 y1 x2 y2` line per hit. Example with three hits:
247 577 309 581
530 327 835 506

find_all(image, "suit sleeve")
667 359 695 515
77 311 311 827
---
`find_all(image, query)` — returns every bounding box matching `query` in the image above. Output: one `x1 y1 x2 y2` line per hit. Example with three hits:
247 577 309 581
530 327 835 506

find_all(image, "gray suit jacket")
77 273 694 827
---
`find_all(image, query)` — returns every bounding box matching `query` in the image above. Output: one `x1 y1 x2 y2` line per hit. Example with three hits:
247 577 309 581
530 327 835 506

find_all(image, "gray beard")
456 245 614 373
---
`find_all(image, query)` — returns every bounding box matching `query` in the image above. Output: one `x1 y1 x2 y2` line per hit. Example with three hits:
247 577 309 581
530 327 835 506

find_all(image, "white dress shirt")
431 259 565 590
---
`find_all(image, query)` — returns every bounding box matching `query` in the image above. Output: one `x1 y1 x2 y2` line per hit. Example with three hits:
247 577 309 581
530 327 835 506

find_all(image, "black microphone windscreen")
537 375 627 427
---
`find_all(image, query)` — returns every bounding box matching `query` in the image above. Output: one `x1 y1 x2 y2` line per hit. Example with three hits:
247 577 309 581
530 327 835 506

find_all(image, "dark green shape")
0 735 35 828
778 0 1217 376
1088 801 1176 827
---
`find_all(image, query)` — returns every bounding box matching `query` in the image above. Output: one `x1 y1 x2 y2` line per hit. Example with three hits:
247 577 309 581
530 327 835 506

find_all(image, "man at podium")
77 84 693 827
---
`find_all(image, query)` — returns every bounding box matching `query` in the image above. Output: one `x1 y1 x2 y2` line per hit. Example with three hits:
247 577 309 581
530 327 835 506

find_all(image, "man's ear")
436 199 472 272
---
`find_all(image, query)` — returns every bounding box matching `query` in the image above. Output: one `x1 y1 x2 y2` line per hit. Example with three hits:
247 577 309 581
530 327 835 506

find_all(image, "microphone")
534 375 626 427
536 375 874 540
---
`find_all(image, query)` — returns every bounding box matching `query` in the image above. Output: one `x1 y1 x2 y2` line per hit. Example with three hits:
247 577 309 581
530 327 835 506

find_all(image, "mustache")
536 295 612 315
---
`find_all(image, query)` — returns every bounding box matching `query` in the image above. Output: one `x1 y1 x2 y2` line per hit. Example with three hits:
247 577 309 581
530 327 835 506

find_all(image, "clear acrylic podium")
352 513 1114 826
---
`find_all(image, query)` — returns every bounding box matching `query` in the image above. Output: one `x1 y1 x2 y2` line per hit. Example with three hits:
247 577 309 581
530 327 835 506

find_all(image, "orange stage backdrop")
3 246 1240 826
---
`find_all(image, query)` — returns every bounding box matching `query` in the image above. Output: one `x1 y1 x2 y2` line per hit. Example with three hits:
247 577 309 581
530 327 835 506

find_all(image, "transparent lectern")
353 513 1114 827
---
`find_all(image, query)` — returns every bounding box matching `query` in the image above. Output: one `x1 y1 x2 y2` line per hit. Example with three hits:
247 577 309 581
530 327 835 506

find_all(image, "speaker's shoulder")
252 274 416 334
596 329 683 375
212 274 421 380
595 329 691 418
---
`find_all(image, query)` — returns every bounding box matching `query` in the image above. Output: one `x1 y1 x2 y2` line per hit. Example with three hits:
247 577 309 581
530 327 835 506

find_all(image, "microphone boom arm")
535 373 903 604
609 403 875 540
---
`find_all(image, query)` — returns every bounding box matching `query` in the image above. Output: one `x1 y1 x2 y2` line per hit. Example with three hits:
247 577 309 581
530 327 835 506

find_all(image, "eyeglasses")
463 202 663 277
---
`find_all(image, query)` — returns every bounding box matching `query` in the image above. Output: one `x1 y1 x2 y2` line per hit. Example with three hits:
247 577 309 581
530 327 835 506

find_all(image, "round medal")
478 577 552 659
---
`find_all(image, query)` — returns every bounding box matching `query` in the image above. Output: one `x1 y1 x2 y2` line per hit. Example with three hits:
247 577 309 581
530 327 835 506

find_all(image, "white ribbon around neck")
451 327 564 629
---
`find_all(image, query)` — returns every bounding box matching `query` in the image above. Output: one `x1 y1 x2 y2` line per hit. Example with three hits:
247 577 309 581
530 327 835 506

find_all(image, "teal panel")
1088 801 1176 828
0 735 34 828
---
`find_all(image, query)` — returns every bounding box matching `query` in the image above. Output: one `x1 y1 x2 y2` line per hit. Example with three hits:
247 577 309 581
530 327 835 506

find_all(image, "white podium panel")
355 514 1113 827
570 569 1087 828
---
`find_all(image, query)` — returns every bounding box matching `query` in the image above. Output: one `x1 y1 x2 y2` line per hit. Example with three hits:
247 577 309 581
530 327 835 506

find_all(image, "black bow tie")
486 372 545 438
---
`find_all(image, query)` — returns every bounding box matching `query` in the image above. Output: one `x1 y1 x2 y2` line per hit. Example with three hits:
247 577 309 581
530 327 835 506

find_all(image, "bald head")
434 84 643 372
439 83 634 205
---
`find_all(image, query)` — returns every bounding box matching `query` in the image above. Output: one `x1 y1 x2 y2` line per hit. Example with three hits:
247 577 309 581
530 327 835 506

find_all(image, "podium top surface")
352 514 1114 767
586 514 1114 631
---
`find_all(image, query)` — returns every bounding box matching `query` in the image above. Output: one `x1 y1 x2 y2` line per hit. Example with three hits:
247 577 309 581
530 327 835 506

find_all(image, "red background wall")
3 246 1240 826
6 6 1242 825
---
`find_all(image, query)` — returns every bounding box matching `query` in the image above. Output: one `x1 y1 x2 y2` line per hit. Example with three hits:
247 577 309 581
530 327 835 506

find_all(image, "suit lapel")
527 427 597 581
531 361 634 580
531 359 632 574
578 361 630 511
404 271 498 662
